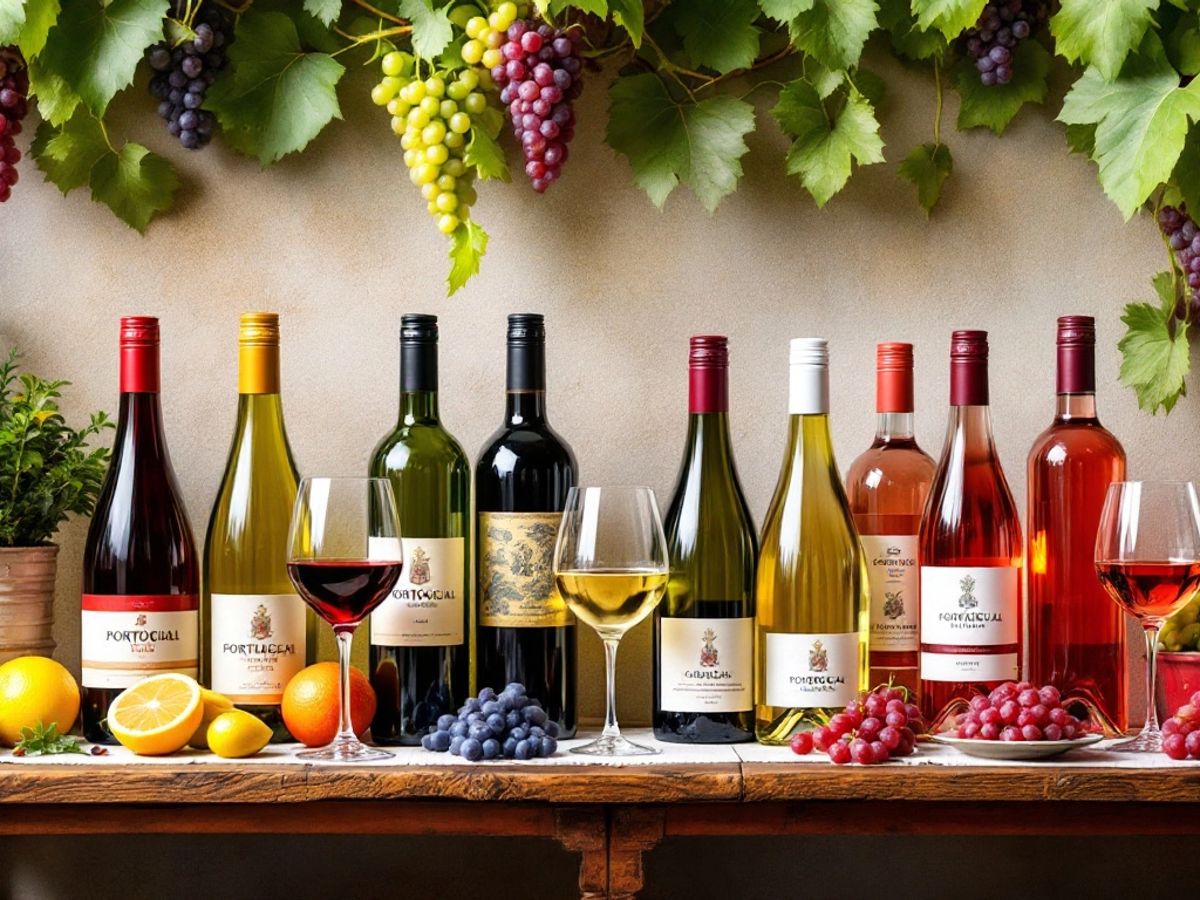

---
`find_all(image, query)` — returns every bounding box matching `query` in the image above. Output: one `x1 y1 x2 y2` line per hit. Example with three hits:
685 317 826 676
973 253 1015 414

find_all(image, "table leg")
554 807 609 900
609 807 665 900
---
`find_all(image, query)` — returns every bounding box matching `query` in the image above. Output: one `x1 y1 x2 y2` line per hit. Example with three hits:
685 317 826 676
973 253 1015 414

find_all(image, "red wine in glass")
287 560 404 632
1094 561 1200 621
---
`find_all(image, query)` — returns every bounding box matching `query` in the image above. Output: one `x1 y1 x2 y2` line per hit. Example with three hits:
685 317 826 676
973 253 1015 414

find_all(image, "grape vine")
0 49 27 205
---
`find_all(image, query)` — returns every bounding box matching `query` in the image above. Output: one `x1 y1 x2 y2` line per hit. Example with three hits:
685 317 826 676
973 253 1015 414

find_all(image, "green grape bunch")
1161 597 1200 652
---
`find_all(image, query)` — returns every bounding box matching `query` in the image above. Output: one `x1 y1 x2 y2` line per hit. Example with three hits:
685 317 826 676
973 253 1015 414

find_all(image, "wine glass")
286 477 403 762
1095 481 1200 752
553 485 669 756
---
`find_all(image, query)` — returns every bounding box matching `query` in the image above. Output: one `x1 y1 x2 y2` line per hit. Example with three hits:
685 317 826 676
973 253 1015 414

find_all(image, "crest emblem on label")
699 628 719 667
809 639 828 673
409 546 431 586
249 603 273 640
135 613 147 627
958 574 978 609
883 590 905 621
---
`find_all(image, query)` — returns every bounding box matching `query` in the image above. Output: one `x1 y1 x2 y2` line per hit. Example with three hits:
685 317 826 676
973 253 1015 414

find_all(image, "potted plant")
0 349 111 663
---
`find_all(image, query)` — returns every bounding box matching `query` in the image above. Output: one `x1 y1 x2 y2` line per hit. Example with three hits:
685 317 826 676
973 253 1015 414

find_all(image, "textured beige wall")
1 51 1189 725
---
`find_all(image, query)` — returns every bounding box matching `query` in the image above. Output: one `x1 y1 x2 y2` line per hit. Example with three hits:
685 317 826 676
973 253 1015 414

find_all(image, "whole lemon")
188 688 235 750
0 656 81 747
207 709 273 759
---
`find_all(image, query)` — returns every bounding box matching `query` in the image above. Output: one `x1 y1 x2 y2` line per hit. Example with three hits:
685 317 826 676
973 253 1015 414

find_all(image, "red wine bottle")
919 330 1022 727
81 317 200 744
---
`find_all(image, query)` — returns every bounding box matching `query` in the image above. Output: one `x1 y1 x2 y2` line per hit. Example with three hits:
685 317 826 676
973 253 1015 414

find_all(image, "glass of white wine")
553 485 669 756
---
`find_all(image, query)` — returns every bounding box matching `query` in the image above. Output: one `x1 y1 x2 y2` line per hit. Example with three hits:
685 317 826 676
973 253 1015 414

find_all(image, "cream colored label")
81 609 198 689
479 511 574 628
861 534 920 652
764 631 859 708
920 566 1019 646
371 537 465 646
659 616 753 712
210 593 307 703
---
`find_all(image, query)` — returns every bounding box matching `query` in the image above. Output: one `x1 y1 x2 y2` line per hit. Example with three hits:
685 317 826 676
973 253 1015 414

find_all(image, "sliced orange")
108 674 203 756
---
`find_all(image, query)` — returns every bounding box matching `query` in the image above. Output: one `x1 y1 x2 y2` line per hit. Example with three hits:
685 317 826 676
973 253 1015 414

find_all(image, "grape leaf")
606 73 755 211
448 220 488 296
205 11 345 166
773 80 884 206
27 56 79 126
1059 38 1200 219
37 0 169 116
398 0 453 59
465 128 510 181
759 0 813 22
1119 272 1190 414
303 0 341 26
1051 0 1159 82
610 0 644 46
1167 16 1200 75
956 38 1050 134
15 0 59 59
1065 122 1097 156
0 0 23 43
878 0 945 61
675 0 760 74
562 0 608 14
910 0 986 40
788 0 878 71
31 113 107 194
898 142 952 214
1172 129 1200 214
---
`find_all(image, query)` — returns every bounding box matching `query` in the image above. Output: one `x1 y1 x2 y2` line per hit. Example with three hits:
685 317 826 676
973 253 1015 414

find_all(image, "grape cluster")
961 1 1048 86
948 681 1094 741
489 19 583 192
1159 206 1200 322
375 54 484 235
146 6 231 150
1161 592 1200 651
421 682 559 761
0 50 27 204
791 686 923 765
1162 693 1200 760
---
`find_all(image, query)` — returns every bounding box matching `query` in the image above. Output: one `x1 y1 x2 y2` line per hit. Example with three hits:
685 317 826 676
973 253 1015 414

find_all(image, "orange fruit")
282 662 376 747
0 656 81 747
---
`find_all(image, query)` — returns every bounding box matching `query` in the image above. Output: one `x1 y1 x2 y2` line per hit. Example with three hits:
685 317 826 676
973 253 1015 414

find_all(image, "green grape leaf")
16 0 59 59
878 0 945 61
773 80 884 206
957 38 1050 134
465 127 510 181
673 0 760 74
1172 129 1200 214
1119 272 1190 414
804 56 846 98
898 141 952 214
1167 16 1200 75
758 0 813 22
303 0 341 26
398 0 454 59
610 0 644 46
1059 38 1200 219
911 0 986 40
1050 0 1159 82
606 73 755 211
0 0 23 43
88 142 179 233
31 112 107 194
27 56 79 126
205 11 345 165
37 0 169 116
1065 122 1097 155
447 220 488 296
563 0 608 14
788 0 878 71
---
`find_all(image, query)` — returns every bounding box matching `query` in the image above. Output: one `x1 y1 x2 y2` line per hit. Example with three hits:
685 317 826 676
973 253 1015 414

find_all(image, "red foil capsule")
1056 315 1096 395
119 315 160 394
950 330 989 407
876 342 914 414
688 335 729 414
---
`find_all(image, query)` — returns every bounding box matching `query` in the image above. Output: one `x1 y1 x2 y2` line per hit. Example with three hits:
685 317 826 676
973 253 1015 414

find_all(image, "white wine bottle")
755 338 869 744
203 313 316 739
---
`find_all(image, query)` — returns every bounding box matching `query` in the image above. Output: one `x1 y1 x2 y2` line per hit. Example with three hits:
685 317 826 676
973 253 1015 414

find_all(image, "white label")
658 616 753 713
920 566 1019 647
371 536 465 647
861 535 920 652
81 609 198 689
210 593 308 703
920 651 1019 683
764 631 859 708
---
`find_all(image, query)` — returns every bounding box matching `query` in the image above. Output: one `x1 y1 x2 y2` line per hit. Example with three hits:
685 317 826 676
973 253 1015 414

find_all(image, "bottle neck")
400 338 439 424
114 391 168 460
506 340 547 425
239 342 280 394
789 365 828 416
1055 391 1098 422
689 364 728 414
875 411 916 442
1055 339 1098 422
401 390 440 424
943 404 998 459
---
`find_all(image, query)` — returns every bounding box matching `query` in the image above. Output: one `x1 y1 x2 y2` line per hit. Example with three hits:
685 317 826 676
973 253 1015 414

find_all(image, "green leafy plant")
12 721 85 756
0 349 112 547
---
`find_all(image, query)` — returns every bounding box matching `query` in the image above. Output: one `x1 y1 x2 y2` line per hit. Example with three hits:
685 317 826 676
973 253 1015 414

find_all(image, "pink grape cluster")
491 20 583 193
950 681 1093 741
1162 692 1200 760
1159 206 1200 322
0 50 28 203
790 686 923 765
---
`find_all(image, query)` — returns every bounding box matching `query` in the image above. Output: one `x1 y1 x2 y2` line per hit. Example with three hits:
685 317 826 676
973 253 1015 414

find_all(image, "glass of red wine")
1095 481 1200 752
287 477 403 762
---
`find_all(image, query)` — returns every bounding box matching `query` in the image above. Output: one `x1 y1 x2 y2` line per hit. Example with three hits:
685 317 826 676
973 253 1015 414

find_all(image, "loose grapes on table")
791 686 924 766
422 683 559 762
0 48 28 204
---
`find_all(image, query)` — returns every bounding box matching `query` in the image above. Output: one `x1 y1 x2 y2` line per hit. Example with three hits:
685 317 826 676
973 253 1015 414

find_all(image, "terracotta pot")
0 545 58 664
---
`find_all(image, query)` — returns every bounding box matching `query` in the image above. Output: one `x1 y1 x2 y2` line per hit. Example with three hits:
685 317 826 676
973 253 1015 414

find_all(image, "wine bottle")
202 312 315 740
1027 316 1127 733
369 314 471 745
82 317 200 744
846 343 935 698
919 330 1023 726
654 335 756 744
476 313 578 737
755 339 869 744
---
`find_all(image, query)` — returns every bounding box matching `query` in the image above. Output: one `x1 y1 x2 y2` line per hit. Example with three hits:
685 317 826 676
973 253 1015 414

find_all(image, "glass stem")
1142 624 1161 736
602 637 621 739
336 629 357 744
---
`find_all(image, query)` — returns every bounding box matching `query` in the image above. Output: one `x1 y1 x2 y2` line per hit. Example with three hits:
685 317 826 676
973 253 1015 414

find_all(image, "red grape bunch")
1162 692 1200 760
948 681 1095 741
1159 206 1200 322
791 686 924 765
146 4 232 150
961 1 1049 86
0 49 28 204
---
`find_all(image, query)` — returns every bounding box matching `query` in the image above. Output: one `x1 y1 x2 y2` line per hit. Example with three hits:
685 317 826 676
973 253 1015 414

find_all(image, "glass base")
296 735 392 762
1108 727 1162 753
570 733 660 757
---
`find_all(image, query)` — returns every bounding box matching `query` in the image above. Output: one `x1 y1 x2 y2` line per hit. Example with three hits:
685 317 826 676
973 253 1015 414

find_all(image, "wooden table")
3 749 1200 899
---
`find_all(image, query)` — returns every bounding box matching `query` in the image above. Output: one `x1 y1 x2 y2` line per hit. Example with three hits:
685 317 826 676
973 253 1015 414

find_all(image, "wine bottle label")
658 616 753 713
369 536 466 647
920 565 1020 683
919 650 1019 682
81 594 199 688
763 631 859 708
478 511 575 628
210 593 308 703
860 535 920 652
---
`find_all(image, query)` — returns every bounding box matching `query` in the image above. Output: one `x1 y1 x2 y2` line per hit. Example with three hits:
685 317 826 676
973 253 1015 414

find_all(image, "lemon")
187 688 235 750
206 710 272 759
108 673 203 756
0 656 81 747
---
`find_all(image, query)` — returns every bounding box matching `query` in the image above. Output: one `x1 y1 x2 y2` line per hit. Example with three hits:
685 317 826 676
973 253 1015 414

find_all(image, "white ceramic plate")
929 732 1104 761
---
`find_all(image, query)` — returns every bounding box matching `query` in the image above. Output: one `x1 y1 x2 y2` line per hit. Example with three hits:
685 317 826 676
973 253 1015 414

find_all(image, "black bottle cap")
507 313 545 344
400 314 437 392
506 314 546 390
401 313 438 343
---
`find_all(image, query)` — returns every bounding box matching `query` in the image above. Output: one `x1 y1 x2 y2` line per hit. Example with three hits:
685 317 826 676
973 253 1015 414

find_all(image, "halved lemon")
108 674 203 756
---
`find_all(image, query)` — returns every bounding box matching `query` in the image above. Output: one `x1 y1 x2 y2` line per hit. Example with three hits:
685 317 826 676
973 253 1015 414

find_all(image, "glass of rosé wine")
1095 481 1200 752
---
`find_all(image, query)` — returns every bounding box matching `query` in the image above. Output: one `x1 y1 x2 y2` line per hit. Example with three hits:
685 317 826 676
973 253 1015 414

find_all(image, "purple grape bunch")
0 50 28 203
421 682 559 761
146 5 232 150
490 21 584 193
1160 206 1200 322
961 0 1049 86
